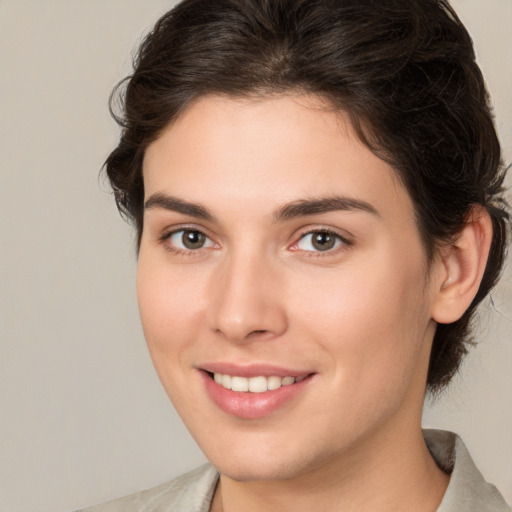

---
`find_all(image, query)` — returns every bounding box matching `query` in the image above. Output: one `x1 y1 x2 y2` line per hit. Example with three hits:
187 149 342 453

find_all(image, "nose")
207 251 288 343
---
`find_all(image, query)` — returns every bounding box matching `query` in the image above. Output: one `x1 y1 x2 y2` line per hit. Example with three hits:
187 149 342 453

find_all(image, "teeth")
281 376 295 386
212 373 306 393
221 374 232 389
248 376 267 393
231 376 249 392
267 376 282 391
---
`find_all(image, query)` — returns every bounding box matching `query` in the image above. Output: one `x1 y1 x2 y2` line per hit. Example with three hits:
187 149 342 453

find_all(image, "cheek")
136 258 207 365
290 249 431 389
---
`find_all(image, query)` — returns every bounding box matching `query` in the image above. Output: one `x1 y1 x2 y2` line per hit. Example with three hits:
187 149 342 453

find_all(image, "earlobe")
431 206 493 324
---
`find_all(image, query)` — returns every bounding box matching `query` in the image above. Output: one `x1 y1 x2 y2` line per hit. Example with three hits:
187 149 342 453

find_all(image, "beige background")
0 1 510 511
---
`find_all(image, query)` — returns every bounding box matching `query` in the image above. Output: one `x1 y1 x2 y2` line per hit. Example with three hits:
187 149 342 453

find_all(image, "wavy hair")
105 0 509 393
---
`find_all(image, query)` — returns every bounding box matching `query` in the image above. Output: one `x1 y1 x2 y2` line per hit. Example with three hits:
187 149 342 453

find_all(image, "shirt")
77 429 510 511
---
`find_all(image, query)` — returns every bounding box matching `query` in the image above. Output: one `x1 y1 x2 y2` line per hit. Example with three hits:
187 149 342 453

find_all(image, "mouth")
210 372 308 393
200 366 315 419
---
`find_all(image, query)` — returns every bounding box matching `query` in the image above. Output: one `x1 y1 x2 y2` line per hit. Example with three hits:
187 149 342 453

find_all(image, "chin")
199 432 329 483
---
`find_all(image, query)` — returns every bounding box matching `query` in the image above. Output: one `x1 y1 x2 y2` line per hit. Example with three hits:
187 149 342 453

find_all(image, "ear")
431 206 493 324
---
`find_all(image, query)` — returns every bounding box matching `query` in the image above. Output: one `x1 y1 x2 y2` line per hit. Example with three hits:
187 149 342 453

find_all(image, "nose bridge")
208 245 286 342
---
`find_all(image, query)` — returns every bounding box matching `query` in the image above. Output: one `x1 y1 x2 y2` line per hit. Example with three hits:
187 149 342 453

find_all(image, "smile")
213 373 308 393
201 369 314 419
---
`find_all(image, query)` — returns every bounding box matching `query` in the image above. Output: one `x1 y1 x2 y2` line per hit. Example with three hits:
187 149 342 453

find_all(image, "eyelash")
158 227 353 257
291 228 353 256
158 227 216 256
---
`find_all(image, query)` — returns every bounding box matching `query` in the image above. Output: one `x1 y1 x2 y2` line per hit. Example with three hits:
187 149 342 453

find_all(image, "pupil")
312 232 335 251
182 230 205 249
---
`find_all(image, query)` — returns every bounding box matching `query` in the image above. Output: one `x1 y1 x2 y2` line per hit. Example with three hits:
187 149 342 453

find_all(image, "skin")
138 94 490 512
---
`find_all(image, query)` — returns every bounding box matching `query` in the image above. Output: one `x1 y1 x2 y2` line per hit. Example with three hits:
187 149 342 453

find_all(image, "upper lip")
199 362 313 378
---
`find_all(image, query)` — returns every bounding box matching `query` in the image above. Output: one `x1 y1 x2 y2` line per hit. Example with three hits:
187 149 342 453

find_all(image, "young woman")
80 1 510 510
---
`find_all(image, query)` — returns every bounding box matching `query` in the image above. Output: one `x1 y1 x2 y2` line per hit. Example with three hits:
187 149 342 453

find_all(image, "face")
138 95 441 482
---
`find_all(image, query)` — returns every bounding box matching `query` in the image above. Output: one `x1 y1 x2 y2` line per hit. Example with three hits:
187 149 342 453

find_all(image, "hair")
105 0 509 393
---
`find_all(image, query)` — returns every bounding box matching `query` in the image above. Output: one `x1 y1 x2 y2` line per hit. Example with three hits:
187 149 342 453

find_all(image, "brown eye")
312 232 336 251
297 230 344 252
168 229 214 251
182 230 206 249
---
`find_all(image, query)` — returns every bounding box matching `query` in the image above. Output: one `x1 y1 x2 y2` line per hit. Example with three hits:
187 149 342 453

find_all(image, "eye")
167 229 215 251
296 230 346 252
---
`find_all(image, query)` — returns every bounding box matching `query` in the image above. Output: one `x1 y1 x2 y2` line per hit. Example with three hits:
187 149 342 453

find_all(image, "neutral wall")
0 1 510 511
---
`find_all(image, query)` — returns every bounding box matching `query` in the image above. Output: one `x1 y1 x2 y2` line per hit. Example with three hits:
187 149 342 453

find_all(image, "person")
79 0 510 510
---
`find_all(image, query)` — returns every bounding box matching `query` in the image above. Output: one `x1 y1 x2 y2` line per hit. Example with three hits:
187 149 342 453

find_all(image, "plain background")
0 1 511 511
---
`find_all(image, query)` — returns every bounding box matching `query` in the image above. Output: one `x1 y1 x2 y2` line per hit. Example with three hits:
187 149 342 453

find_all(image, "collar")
424 429 510 511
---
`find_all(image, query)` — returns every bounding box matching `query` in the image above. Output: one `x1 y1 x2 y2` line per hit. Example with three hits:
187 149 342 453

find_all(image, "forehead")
143 94 407 209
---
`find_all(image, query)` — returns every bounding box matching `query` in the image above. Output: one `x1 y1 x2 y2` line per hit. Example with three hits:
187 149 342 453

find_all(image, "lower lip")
200 372 312 419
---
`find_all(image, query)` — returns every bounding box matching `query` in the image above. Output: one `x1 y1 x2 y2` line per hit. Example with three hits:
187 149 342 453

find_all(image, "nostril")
247 329 271 339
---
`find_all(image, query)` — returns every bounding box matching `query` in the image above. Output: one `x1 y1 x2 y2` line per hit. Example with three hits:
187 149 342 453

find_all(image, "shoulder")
75 463 219 512
423 429 511 512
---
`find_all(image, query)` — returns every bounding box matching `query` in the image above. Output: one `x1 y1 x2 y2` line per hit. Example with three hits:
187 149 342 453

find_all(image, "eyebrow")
272 196 379 222
144 193 379 222
144 193 216 221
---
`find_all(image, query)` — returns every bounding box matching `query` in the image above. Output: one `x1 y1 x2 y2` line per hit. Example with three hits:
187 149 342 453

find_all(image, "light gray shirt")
77 430 510 511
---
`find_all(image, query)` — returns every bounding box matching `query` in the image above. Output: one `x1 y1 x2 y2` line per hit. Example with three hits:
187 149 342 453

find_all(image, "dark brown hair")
105 0 509 393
